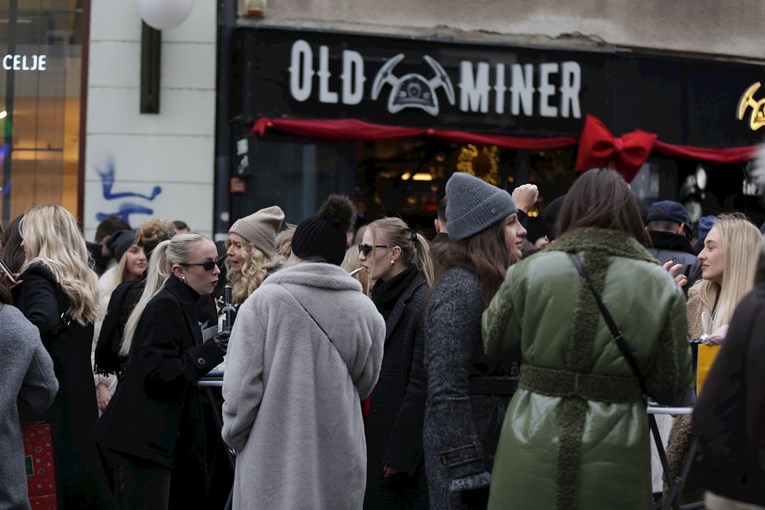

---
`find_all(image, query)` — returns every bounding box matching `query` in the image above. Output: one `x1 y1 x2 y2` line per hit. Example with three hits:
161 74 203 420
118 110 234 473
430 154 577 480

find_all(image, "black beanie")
541 195 565 241
291 195 355 266
108 229 137 263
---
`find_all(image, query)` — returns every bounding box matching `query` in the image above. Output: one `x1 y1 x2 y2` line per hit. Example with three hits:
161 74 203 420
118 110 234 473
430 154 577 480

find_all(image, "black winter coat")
92 276 224 505
13 262 112 509
365 269 429 508
647 230 701 290
693 282 765 506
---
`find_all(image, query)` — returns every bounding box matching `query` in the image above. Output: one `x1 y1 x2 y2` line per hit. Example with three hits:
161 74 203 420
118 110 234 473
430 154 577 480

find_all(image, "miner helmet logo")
371 53 456 116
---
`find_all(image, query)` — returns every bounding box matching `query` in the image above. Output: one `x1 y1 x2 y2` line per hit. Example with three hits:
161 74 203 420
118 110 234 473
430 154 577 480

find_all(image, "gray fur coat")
222 262 385 510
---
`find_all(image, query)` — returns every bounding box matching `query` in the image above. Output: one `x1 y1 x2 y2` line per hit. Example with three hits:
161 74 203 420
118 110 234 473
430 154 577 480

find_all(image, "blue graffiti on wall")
95 160 162 224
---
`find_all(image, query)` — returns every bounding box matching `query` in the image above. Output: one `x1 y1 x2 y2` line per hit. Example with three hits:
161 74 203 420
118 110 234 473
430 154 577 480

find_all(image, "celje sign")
3 54 47 71
288 40 581 118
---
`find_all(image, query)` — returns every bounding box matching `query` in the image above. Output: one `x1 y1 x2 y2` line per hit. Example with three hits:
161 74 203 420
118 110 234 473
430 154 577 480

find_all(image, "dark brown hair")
95 215 130 242
0 280 10 304
432 219 515 308
556 168 650 245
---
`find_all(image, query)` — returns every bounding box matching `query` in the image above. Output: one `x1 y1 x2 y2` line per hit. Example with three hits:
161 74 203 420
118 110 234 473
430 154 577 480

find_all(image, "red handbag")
22 421 57 510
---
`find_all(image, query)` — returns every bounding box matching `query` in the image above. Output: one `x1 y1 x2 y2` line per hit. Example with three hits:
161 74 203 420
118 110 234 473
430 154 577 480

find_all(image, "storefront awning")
252 115 757 182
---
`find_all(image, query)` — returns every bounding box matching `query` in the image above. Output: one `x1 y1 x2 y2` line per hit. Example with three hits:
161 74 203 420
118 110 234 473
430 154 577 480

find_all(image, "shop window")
0 0 83 224
239 137 582 242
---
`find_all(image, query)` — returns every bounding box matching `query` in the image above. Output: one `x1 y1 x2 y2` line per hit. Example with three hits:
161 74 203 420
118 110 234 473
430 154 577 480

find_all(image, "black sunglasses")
180 257 224 272
358 244 390 256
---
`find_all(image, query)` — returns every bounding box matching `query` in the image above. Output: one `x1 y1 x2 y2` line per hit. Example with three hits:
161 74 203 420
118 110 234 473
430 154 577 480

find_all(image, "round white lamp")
136 0 194 30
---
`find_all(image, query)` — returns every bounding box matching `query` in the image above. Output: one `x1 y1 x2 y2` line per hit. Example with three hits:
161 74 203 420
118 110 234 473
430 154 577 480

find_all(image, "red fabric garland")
252 116 757 178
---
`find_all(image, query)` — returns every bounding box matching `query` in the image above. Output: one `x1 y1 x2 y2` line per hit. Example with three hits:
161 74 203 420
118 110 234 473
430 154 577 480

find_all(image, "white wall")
248 0 765 60
84 0 217 240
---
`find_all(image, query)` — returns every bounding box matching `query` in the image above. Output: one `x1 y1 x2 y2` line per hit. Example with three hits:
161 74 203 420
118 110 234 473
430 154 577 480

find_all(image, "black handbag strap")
569 253 648 396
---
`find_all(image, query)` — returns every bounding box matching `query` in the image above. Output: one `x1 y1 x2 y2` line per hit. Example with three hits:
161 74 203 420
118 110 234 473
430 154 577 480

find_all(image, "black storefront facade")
221 26 765 239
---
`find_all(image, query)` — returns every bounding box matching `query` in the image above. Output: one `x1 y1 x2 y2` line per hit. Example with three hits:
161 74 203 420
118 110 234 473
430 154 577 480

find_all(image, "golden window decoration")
456 144 500 185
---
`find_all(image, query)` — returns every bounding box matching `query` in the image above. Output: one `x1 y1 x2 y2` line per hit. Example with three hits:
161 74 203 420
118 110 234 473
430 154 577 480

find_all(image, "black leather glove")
212 330 230 353
459 486 490 508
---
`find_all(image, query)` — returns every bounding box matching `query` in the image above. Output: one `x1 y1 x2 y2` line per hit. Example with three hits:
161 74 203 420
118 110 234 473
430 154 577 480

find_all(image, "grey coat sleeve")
18 327 58 418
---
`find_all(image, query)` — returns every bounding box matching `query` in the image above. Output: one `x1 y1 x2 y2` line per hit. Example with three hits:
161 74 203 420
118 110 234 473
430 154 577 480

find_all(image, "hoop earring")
390 259 395 267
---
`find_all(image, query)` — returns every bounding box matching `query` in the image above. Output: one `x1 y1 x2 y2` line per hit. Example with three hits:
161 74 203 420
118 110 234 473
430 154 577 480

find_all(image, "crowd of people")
1 167 764 510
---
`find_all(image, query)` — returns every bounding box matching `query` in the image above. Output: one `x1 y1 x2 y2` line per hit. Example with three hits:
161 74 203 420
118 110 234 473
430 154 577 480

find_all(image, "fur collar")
265 262 362 292
549 227 657 264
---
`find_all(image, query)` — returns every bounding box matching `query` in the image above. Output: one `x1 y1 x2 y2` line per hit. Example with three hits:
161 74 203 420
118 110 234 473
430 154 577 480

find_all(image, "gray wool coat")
222 262 385 510
0 303 58 510
424 266 512 509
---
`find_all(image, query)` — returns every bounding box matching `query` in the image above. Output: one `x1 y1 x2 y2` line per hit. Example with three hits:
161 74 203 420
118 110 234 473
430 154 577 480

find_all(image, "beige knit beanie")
229 205 285 258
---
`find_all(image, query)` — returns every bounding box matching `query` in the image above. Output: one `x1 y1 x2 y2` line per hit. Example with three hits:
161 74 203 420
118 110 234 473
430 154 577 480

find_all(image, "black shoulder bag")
568 252 648 396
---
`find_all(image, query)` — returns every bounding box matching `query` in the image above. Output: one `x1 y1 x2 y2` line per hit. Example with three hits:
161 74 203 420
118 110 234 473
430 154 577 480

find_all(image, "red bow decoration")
574 115 658 182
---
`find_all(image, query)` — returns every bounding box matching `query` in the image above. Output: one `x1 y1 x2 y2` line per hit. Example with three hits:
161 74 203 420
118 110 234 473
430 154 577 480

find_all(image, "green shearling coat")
482 228 692 510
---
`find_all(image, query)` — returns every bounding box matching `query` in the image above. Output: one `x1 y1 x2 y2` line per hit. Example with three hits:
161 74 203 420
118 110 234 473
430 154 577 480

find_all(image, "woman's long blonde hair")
226 240 284 304
120 233 206 356
19 204 98 325
696 214 762 332
366 217 434 286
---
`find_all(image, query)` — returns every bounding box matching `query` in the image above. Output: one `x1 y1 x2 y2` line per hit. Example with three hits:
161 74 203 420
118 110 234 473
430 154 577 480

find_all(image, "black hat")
646 200 692 235
541 195 566 241
108 229 137 263
291 195 355 266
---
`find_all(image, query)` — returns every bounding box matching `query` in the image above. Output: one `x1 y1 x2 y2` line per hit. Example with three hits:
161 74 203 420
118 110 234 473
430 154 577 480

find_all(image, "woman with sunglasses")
423 172 527 509
359 217 434 509
93 233 229 510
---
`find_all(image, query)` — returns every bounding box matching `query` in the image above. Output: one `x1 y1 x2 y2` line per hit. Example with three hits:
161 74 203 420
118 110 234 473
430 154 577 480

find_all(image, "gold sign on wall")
737 82 765 130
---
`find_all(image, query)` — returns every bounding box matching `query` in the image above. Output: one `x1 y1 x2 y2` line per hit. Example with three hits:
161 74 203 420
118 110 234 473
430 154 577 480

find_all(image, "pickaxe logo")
737 82 765 131
371 53 455 116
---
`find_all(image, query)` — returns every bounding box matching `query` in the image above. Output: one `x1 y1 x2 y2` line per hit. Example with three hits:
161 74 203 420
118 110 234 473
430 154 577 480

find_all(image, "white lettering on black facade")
460 60 581 118
287 40 582 119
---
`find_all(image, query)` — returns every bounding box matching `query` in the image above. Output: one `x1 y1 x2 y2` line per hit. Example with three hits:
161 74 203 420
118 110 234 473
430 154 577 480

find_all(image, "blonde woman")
93 219 175 381
91 229 146 412
667 213 762 503
93 233 228 509
13 204 112 509
689 214 762 339
226 206 285 305
359 217 433 508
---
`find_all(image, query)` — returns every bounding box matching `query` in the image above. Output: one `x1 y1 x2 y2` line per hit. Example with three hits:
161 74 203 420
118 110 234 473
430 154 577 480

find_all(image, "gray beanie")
229 205 285 258
445 172 517 240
